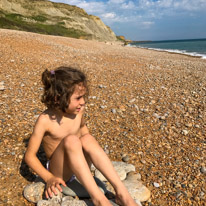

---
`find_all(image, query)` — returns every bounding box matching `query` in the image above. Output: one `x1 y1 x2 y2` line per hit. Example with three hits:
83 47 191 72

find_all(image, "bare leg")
49 135 112 206
81 134 140 206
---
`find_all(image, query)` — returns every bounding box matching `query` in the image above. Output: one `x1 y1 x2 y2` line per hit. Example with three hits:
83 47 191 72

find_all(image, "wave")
128 44 206 59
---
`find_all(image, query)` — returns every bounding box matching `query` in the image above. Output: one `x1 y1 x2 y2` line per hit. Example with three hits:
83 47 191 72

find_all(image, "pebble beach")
0 29 205 206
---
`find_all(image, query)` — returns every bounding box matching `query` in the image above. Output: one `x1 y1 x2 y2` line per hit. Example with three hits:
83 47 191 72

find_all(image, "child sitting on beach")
25 66 139 206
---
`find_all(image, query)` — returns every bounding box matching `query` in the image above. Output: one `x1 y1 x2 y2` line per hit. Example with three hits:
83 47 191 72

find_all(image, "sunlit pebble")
0 86 5 91
185 123 192 127
0 81 5 91
129 98 136 103
111 109 116 114
153 182 160 188
140 159 146 164
182 130 189 135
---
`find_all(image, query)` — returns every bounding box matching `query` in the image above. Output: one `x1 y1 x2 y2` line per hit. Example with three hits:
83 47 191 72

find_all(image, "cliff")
0 0 117 41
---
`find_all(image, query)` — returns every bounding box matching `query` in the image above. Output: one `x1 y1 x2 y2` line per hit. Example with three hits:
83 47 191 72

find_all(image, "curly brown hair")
41 66 88 112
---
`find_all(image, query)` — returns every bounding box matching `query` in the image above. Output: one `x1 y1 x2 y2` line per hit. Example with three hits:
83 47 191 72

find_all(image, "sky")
49 0 206 41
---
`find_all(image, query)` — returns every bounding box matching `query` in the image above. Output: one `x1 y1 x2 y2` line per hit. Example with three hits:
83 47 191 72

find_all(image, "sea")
129 38 206 59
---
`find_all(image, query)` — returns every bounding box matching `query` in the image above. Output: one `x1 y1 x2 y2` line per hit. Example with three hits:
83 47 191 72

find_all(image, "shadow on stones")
20 137 47 182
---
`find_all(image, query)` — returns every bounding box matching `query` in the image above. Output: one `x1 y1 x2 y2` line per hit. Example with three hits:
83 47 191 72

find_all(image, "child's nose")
80 97 85 105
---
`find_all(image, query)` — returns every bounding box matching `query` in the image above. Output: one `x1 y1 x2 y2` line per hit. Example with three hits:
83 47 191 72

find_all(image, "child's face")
66 83 86 114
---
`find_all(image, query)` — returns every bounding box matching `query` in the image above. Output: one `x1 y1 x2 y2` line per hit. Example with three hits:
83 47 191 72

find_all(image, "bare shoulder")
33 109 52 132
35 110 50 125
38 109 51 121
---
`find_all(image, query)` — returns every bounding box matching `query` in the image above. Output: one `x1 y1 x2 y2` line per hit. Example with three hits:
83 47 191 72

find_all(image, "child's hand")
45 176 66 198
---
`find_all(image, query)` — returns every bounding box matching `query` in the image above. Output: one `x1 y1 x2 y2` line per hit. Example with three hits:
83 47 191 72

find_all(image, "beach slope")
0 29 205 205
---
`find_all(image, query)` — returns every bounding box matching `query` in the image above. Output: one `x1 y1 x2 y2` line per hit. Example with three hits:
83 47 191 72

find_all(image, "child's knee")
81 134 97 150
63 135 82 150
81 134 93 143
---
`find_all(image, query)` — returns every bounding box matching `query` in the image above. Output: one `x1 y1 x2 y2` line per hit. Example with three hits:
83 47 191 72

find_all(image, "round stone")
200 166 206 174
153 182 160 188
23 182 45 203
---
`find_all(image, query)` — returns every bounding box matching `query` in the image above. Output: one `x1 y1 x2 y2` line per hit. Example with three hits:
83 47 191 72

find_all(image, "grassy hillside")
0 10 91 39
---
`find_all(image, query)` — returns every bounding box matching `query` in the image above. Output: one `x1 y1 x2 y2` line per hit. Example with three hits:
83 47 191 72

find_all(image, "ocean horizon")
129 38 206 59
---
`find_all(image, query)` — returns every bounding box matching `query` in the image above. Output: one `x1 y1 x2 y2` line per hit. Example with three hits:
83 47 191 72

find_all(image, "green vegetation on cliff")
0 11 90 38
0 0 116 41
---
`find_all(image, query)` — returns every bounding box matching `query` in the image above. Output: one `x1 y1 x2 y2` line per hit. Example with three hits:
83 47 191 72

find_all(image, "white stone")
95 161 135 181
123 178 151 202
48 188 62 205
182 130 189 135
24 182 45 203
153 182 160 187
95 168 126 182
0 86 5 91
126 172 141 181
61 199 118 206
112 161 135 174
129 98 136 103
24 162 151 205
37 187 62 206
61 199 88 206
37 200 52 206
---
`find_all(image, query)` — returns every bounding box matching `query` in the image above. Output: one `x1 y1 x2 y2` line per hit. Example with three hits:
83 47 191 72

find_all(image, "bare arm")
24 114 53 182
24 114 66 197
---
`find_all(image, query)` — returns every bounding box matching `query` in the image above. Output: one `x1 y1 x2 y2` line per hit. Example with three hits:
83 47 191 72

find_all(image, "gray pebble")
104 149 110 155
111 109 116 114
37 200 51 206
122 155 130 162
200 166 206 174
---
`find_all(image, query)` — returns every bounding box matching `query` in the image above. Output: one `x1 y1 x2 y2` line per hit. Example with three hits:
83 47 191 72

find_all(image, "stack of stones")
24 161 151 206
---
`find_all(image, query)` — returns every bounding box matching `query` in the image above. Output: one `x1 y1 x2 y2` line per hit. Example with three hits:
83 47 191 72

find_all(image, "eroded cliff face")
0 0 117 41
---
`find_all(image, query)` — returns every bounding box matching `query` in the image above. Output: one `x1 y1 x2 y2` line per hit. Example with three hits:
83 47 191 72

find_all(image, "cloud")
102 12 116 19
108 0 126 4
139 0 206 12
50 0 206 18
49 0 206 29
121 1 136 9
69 1 107 15
49 0 206 39
141 21 154 28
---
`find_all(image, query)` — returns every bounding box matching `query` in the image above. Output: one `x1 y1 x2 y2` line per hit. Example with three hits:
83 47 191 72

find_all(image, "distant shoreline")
128 39 206 59
127 45 205 59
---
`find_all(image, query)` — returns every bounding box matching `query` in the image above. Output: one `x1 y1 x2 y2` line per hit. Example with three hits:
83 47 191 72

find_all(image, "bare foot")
115 193 141 206
92 195 112 206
